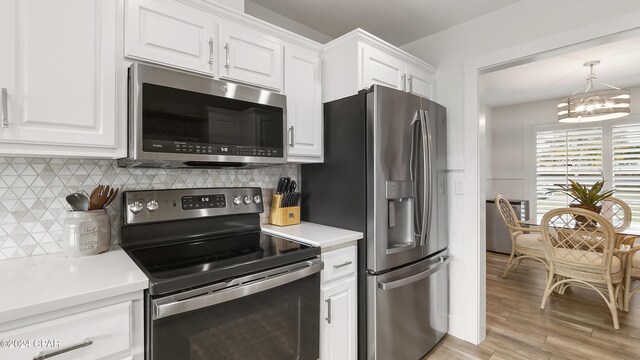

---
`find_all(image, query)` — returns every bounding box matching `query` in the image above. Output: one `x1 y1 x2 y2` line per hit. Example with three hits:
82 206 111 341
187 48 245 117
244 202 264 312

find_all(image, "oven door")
127 63 287 167
147 259 322 360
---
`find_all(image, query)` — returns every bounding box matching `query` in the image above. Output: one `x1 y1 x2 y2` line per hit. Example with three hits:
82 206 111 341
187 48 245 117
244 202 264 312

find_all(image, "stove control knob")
129 201 144 214
233 196 242 205
243 196 251 205
253 195 262 204
146 200 159 212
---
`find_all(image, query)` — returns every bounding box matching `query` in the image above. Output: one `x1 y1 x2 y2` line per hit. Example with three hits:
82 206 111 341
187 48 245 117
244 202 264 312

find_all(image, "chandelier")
557 60 630 123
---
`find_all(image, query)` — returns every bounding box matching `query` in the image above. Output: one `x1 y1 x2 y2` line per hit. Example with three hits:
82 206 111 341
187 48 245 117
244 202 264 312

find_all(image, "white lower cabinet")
322 276 357 360
320 244 357 360
0 293 143 360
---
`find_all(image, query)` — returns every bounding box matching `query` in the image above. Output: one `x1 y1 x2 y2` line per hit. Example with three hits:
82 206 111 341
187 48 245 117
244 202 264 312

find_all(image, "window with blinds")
612 123 640 231
535 127 603 223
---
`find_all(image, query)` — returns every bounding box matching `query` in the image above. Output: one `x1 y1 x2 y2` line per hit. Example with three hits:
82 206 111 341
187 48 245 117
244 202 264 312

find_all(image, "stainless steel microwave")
118 63 287 168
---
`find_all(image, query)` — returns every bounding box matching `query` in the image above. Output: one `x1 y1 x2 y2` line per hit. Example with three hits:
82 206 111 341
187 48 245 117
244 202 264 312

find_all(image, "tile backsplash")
0 157 299 260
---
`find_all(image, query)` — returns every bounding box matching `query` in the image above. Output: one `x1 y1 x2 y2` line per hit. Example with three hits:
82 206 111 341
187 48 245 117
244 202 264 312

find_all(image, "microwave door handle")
409 111 422 239
153 260 323 320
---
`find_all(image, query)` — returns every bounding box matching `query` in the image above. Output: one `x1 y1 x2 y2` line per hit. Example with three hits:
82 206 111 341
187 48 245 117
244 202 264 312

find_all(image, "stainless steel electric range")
121 187 322 360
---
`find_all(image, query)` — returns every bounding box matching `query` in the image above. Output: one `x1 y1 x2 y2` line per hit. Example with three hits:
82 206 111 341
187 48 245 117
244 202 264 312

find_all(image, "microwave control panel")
143 140 283 158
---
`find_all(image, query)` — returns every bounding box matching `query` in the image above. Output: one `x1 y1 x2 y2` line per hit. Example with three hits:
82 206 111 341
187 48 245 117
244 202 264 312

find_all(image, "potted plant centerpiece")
550 179 615 226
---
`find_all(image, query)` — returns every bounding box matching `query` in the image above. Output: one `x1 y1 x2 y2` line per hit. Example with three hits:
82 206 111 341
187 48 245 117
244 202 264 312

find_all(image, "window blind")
536 127 603 223
612 123 640 231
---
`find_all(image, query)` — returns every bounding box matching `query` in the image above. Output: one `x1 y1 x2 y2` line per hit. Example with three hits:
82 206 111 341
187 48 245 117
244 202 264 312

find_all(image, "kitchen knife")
281 189 287 207
276 177 285 194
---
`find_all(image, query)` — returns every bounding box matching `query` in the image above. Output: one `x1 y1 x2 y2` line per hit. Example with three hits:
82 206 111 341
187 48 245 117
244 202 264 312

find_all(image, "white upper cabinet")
125 0 217 76
406 64 434 99
323 29 436 103
219 22 284 91
285 44 322 161
0 0 125 158
361 46 406 91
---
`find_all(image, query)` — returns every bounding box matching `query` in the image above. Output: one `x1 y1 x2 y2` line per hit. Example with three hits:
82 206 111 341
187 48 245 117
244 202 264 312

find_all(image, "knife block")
269 194 301 226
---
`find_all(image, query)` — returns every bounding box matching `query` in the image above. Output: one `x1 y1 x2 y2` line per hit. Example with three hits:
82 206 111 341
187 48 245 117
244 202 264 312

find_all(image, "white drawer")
322 245 356 284
0 301 131 360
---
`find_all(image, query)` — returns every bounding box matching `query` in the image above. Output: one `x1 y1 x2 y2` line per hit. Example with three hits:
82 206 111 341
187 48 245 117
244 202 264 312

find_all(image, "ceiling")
247 0 521 45
483 36 640 107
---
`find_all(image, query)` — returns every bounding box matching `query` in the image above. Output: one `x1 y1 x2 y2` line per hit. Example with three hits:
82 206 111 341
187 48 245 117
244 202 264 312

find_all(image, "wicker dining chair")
624 245 640 311
539 207 624 329
495 194 548 278
601 197 632 233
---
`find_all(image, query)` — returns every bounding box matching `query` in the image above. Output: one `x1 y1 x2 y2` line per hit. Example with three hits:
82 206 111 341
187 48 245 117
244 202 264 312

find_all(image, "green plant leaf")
547 178 614 206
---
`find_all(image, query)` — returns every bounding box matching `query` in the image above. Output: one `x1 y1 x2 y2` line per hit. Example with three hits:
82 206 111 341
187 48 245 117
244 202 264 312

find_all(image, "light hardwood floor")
423 251 640 360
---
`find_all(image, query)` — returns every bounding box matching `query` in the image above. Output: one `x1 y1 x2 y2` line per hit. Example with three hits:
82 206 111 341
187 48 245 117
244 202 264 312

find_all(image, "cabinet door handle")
33 339 93 360
325 298 332 324
208 38 214 65
1 88 7 128
224 42 230 69
288 126 294 147
408 75 413 93
401 74 406 91
333 261 352 269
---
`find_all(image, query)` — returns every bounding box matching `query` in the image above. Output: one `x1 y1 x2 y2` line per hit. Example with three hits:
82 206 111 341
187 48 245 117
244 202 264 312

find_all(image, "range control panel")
181 194 226 210
123 187 263 225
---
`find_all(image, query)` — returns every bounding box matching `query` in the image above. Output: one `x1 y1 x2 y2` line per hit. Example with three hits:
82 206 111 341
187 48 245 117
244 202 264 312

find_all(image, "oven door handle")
153 259 324 320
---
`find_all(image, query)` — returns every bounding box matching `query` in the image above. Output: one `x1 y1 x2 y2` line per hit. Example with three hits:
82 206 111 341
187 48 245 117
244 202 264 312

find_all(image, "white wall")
487 85 640 209
244 1 332 44
400 0 640 345
485 99 554 201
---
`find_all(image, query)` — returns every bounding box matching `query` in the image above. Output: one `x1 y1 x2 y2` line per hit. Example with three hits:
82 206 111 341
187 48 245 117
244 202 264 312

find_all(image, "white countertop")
0 246 148 323
262 222 363 250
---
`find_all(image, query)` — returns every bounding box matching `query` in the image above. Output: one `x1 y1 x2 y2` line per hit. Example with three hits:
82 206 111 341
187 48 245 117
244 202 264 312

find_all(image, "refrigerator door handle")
417 110 429 246
410 111 423 239
420 109 434 247
377 256 450 290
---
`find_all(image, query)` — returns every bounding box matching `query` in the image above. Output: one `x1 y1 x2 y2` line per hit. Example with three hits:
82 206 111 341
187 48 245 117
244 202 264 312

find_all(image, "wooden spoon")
102 188 119 209
89 184 108 210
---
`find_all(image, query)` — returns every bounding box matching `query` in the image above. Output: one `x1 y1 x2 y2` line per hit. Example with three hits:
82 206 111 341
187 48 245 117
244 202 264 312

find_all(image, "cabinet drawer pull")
325 298 332 324
333 260 352 269
208 38 214 65
288 126 294 147
224 42 230 69
1 88 7 128
408 75 413 93
401 74 406 91
33 338 93 360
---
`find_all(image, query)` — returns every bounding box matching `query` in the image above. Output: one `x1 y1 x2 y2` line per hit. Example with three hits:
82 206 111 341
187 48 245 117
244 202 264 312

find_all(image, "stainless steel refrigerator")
302 85 449 360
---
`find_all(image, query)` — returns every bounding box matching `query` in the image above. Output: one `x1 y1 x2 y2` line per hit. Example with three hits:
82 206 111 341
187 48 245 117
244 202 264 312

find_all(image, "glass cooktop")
127 231 319 295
